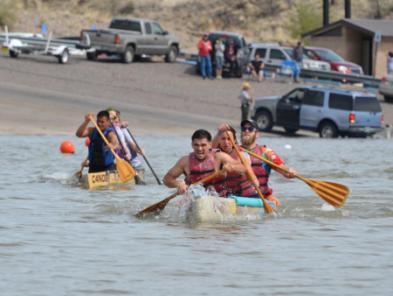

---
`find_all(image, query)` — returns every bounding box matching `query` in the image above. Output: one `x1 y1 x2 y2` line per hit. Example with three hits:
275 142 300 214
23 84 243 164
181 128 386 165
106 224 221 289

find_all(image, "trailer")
0 26 91 64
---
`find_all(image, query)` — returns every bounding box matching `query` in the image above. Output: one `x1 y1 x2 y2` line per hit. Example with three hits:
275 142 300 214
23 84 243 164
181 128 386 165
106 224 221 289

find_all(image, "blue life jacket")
88 127 115 172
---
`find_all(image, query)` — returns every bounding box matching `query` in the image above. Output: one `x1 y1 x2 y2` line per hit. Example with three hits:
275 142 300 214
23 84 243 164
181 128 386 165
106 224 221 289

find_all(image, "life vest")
224 148 258 197
248 144 273 196
185 152 226 196
88 127 115 173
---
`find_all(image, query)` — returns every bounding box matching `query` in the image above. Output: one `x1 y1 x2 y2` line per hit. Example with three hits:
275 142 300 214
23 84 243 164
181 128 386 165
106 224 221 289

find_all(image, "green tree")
287 3 321 40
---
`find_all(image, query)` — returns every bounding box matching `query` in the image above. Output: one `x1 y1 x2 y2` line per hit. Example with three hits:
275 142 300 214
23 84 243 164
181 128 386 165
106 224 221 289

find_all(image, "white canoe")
187 195 273 223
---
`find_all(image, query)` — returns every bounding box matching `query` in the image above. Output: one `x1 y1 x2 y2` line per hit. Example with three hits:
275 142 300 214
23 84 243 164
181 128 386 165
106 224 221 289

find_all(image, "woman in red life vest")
212 124 259 197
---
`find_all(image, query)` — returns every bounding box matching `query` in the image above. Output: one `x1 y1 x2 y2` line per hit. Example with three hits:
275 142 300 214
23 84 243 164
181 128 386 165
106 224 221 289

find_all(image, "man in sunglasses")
163 129 246 195
240 120 296 206
107 107 146 185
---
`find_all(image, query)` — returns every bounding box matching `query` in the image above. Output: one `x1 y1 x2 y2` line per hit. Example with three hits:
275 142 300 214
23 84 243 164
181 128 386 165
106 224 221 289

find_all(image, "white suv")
248 43 330 72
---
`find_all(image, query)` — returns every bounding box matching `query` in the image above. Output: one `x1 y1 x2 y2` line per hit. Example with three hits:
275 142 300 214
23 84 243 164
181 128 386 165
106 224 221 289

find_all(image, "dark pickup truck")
80 18 180 63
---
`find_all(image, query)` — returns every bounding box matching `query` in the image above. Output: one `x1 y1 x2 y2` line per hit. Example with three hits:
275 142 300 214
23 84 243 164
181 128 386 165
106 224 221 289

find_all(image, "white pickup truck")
80 17 180 63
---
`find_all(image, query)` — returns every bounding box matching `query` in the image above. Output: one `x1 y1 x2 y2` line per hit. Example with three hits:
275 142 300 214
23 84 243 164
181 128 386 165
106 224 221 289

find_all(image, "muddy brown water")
1 134 392 295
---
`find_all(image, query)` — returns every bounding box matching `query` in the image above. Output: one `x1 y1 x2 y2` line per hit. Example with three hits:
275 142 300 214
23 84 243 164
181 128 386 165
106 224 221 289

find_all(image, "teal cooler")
229 195 264 208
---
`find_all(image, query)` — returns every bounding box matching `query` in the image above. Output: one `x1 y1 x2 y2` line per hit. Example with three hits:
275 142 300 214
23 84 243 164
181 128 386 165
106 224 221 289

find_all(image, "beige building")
303 19 393 78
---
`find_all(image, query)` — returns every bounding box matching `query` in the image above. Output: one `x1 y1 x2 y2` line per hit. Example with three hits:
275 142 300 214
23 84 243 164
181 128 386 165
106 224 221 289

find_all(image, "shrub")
119 1 135 15
0 0 17 29
286 3 321 40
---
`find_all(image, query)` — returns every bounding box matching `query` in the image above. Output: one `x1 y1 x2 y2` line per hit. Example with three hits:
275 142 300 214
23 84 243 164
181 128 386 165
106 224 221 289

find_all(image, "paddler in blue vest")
163 129 247 195
240 119 297 206
76 111 119 173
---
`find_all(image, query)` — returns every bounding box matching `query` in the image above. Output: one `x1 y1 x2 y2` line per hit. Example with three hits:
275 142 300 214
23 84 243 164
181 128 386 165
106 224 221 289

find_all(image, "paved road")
0 54 391 137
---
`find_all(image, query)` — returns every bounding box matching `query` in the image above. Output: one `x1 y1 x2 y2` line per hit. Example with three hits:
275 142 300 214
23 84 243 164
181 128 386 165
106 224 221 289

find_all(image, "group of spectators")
197 33 304 83
197 33 240 80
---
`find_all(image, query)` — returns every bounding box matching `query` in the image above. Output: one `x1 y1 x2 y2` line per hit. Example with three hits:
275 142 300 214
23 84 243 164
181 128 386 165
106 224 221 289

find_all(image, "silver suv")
248 43 330 71
251 86 383 138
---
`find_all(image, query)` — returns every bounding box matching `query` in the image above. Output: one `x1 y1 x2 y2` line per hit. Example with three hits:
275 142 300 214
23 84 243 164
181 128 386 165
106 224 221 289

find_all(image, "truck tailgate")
84 30 117 45
84 29 140 46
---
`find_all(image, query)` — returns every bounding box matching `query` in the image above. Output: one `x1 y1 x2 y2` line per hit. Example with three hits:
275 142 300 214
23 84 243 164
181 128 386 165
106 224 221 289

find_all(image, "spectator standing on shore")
225 40 238 77
292 41 303 82
215 39 225 79
239 82 254 122
197 33 213 79
387 52 393 74
248 53 265 82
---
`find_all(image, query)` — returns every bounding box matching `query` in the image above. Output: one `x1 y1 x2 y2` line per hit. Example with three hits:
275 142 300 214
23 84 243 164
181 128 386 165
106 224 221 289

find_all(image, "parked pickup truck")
80 18 180 63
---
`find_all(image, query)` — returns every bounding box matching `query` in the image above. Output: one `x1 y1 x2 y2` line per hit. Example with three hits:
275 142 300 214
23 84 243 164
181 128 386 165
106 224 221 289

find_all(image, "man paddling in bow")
163 129 246 195
76 111 119 173
240 120 297 206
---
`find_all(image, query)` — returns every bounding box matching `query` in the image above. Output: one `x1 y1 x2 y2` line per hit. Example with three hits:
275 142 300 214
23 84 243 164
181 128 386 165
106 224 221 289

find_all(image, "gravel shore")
0 55 392 137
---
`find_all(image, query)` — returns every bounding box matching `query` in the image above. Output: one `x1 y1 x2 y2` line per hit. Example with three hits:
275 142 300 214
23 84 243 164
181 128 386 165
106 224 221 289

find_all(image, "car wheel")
165 46 177 63
122 46 134 64
319 121 338 138
384 95 393 103
9 50 19 58
86 51 97 61
284 127 298 135
57 49 69 64
255 110 273 132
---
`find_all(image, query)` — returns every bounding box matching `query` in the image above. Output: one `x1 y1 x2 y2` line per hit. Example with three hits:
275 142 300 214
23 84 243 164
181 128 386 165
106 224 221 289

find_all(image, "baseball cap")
241 119 257 129
242 81 251 89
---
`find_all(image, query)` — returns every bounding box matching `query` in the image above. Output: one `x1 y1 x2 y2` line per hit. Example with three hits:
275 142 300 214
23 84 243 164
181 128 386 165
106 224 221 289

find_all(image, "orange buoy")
60 140 75 154
85 137 91 147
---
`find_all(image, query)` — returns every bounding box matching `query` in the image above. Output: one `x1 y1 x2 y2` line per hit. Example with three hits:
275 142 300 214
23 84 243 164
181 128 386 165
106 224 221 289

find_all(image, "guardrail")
177 52 381 89
263 64 381 89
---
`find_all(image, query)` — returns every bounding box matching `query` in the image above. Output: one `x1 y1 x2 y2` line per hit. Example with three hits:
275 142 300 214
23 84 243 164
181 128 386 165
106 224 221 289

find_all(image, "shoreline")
0 55 392 138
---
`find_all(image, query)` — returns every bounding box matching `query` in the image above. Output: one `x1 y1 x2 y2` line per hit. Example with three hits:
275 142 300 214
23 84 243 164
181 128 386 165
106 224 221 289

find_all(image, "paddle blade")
306 179 349 208
116 158 136 183
263 200 274 214
135 192 178 219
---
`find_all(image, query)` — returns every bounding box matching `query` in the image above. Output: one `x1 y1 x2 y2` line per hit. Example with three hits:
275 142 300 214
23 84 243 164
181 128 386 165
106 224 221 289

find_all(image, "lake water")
1 134 392 296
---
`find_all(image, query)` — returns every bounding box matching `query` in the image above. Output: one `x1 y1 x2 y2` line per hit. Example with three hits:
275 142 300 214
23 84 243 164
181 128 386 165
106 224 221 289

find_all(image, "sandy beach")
0 54 392 136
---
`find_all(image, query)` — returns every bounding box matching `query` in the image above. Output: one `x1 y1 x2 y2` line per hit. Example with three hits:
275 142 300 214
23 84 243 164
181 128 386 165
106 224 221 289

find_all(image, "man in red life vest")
240 120 297 206
163 129 246 195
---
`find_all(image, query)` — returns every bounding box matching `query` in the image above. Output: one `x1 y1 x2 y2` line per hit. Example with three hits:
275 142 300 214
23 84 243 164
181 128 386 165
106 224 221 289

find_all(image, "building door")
361 37 372 75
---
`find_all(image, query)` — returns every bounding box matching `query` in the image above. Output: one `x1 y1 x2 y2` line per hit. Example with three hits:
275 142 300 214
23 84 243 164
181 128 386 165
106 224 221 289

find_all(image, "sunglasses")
110 116 118 121
241 126 255 132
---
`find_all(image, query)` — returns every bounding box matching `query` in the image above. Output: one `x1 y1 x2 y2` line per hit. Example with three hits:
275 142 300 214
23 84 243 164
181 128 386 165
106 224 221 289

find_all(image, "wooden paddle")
90 117 136 183
125 128 162 185
225 131 274 214
244 149 349 208
135 169 225 219
75 164 84 180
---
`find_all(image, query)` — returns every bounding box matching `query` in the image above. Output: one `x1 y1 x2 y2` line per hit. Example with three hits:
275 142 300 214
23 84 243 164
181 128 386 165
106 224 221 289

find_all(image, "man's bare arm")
163 156 188 194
